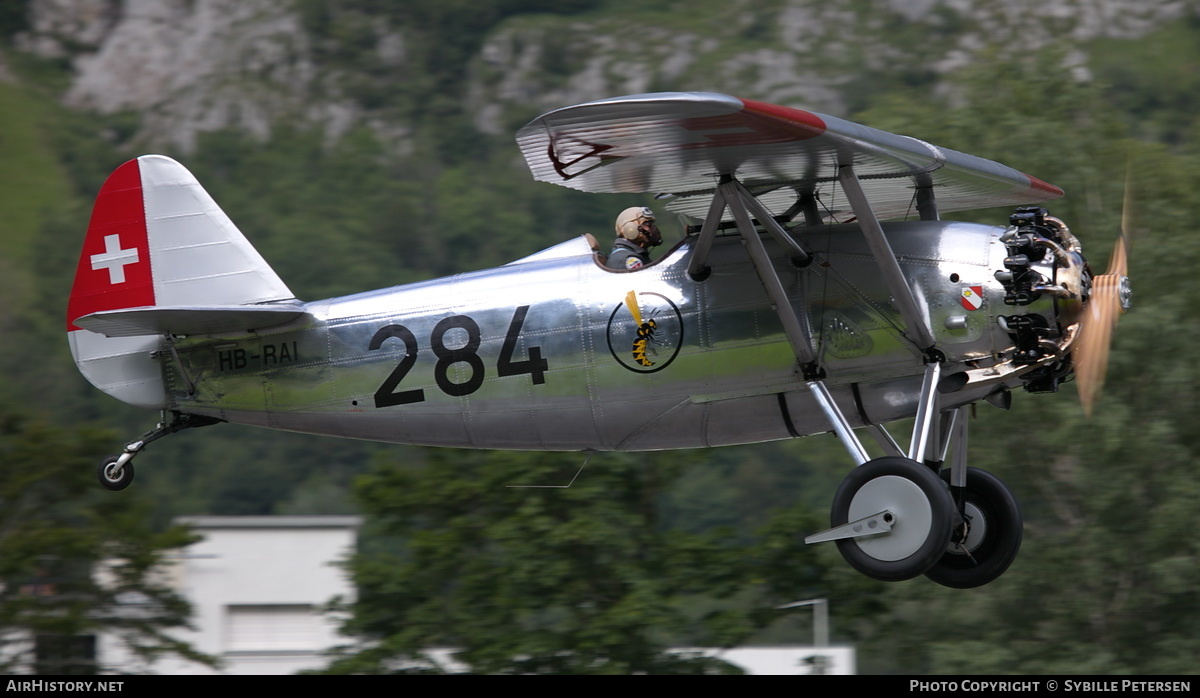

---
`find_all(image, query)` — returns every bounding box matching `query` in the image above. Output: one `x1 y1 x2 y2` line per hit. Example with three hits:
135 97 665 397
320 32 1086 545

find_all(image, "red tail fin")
67 159 156 331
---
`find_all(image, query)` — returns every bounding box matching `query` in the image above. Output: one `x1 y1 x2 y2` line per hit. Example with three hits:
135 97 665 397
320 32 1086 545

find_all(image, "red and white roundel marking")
960 285 984 311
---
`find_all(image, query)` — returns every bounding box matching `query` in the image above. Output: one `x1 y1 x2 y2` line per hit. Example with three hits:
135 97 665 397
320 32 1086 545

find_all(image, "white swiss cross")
90 234 140 284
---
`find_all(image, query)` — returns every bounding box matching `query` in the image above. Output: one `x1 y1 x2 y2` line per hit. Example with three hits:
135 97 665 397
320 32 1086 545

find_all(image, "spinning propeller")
1073 182 1134 416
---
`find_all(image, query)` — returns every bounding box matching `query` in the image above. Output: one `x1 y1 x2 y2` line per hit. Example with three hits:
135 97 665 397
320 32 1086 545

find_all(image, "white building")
104 515 361 675
704 647 856 675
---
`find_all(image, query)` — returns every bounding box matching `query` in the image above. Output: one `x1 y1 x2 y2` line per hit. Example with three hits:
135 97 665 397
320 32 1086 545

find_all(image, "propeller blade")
1105 230 1128 278
1074 160 1135 417
1074 235 1130 417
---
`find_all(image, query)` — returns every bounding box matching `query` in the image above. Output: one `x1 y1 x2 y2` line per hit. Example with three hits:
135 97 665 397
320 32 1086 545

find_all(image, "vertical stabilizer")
67 155 294 409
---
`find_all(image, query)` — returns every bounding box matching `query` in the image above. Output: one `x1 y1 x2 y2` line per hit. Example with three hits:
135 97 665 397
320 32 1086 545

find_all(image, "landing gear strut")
97 412 221 491
702 168 1024 586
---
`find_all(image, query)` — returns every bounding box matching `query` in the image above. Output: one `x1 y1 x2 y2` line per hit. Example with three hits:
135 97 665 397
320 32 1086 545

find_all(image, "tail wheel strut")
97 412 221 491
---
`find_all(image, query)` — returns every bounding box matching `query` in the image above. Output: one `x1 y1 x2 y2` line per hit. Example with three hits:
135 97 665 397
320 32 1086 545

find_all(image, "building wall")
103 515 361 675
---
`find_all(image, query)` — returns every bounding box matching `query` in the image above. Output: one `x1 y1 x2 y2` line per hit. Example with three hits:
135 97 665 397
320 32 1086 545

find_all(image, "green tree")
322 447 845 674
0 413 212 674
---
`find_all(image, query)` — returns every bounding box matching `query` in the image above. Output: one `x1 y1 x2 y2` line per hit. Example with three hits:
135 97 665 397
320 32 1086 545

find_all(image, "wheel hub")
849 475 934 561
947 501 987 555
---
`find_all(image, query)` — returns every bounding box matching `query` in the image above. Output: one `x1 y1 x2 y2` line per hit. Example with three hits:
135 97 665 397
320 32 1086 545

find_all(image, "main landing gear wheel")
98 456 135 491
831 457 955 582
925 467 1022 589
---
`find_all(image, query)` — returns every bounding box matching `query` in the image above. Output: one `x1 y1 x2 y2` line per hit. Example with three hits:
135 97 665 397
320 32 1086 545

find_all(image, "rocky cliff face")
17 0 361 150
11 0 1194 152
465 0 1192 133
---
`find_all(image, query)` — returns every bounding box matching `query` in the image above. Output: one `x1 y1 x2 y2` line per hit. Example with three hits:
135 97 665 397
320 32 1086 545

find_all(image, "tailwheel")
925 467 1022 589
98 455 135 491
830 456 955 582
94 412 222 491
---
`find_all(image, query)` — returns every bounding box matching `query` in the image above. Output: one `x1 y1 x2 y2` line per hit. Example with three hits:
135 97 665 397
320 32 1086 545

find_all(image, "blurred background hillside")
1 0 1198 674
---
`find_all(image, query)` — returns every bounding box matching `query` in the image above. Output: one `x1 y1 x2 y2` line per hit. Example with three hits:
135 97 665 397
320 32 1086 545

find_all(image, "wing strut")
838 165 964 471
696 175 876 464
915 173 939 221
686 187 729 282
730 179 811 266
838 165 938 352
691 170 956 468
717 176 817 367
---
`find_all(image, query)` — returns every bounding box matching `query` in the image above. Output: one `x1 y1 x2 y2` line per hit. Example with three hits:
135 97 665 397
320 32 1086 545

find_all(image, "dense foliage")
0 414 210 673
0 2 1197 675
324 449 850 674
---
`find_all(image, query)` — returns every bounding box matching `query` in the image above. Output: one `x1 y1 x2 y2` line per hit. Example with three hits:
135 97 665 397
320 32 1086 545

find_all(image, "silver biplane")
67 92 1130 588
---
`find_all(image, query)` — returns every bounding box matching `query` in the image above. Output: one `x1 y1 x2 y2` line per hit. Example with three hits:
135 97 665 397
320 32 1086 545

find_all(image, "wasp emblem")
606 291 684 373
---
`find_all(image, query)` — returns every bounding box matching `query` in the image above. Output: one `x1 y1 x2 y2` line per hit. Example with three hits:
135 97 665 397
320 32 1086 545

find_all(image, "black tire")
98 456 135 491
925 467 1022 589
831 456 955 582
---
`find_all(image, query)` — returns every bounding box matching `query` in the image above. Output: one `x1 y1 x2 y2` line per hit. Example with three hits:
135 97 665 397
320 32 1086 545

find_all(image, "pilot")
607 206 663 271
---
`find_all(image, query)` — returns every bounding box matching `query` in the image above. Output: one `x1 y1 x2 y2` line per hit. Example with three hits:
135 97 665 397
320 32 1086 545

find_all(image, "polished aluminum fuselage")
164 221 1032 451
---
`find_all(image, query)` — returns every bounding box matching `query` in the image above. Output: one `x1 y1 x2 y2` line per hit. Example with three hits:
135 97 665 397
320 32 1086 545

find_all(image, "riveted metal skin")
157 219 1048 452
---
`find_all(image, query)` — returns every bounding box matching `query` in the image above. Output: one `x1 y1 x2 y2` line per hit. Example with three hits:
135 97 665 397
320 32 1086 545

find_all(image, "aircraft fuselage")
165 221 1039 451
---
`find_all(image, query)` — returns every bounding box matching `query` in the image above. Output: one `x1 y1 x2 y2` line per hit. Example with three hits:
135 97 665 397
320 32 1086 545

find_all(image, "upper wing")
515 92 1062 221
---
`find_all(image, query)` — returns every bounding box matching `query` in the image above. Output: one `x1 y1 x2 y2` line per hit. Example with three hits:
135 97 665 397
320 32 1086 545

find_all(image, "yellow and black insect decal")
632 319 657 366
606 291 683 373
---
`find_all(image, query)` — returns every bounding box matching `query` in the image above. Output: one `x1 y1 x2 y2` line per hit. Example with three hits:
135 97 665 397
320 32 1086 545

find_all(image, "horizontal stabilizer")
74 304 309 338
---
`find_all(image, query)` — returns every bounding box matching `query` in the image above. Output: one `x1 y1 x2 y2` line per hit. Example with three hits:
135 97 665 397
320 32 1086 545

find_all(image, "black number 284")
368 305 547 408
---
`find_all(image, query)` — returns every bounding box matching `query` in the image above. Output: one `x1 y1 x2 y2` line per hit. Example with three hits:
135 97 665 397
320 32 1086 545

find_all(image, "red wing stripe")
737 98 827 138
